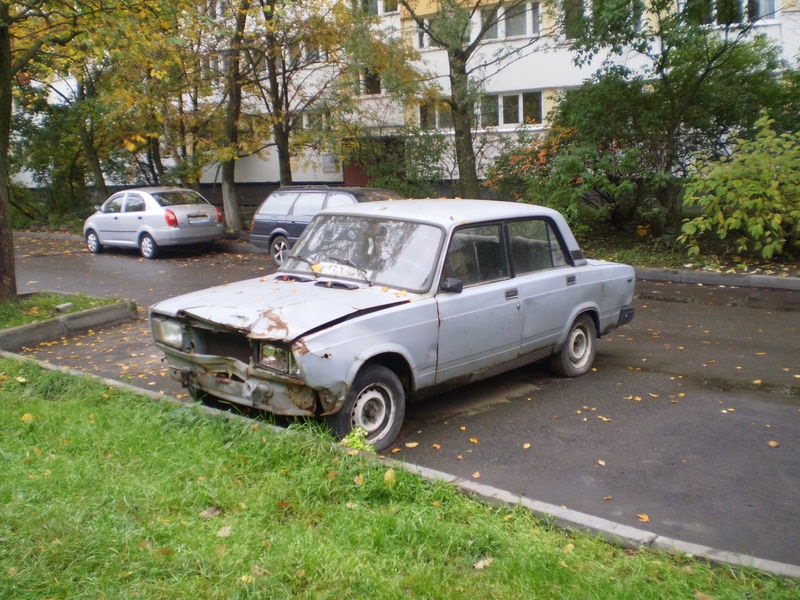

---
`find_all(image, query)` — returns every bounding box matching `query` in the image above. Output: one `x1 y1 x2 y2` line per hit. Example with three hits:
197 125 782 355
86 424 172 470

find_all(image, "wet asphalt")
11 232 800 569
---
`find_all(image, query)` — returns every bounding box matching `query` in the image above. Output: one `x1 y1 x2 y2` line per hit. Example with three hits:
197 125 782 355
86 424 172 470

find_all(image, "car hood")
150 274 414 341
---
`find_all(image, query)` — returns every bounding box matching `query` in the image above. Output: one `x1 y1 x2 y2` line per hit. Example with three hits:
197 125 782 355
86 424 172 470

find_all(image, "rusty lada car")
150 199 635 450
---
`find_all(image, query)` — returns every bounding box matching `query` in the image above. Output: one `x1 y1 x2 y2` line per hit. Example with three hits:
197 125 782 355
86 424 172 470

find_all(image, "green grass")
1 357 796 599
0 293 118 329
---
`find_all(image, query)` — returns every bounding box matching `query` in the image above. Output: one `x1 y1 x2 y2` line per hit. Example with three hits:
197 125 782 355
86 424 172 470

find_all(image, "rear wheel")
139 233 159 259
270 235 290 265
550 314 596 377
85 230 103 254
326 364 406 451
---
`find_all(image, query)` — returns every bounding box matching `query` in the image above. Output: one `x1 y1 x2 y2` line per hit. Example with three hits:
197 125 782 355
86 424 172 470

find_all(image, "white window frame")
478 91 543 129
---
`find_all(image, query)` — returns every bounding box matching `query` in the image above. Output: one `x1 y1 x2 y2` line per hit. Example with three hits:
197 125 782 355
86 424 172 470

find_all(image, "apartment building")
201 0 800 189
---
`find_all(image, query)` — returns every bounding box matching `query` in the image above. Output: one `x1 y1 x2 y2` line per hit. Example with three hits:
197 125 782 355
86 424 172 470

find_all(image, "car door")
434 223 522 383
94 193 126 243
508 218 580 355
119 192 147 244
286 192 326 242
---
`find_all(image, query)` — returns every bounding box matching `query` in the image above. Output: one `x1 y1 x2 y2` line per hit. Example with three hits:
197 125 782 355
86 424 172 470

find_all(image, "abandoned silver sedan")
150 200 635 450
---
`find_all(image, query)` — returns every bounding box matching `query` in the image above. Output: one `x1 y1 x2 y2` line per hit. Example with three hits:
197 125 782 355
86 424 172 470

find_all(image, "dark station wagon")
249 186 404 264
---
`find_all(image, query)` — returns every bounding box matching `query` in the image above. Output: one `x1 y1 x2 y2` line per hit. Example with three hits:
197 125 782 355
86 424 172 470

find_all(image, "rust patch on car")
260 309 290 336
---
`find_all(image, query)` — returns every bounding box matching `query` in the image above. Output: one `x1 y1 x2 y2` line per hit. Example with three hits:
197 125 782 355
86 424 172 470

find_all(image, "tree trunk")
448 53 480 198
273 122 293 186
220 1 249 232
0 7 17 302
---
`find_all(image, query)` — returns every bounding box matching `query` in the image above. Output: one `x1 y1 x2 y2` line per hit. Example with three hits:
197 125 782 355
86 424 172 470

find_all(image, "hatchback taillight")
215 207 223 223
164 209 178 227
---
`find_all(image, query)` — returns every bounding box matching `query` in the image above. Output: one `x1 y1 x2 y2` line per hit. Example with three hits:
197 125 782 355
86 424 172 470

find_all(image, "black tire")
270 235 290 265
326 364 405 451
550 314 596 377
85 230 103 254
139 233 159 259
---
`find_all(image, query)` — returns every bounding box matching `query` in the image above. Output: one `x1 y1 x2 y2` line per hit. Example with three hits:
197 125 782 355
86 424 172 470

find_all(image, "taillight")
164 209 178 227
215 207 223 223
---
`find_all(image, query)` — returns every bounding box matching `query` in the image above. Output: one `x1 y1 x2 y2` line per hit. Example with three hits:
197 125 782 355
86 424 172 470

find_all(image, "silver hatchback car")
83 187 224 259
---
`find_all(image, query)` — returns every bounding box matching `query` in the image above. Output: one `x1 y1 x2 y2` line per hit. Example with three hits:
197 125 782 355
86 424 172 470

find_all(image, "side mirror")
439 276 463 294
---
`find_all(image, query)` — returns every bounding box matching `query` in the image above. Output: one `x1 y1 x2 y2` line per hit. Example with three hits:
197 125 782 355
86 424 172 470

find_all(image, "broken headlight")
259 343 298 376
151 316 184 349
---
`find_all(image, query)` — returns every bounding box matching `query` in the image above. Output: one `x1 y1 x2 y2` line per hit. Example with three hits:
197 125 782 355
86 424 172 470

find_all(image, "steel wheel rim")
351 385 390 435
568 326 590 368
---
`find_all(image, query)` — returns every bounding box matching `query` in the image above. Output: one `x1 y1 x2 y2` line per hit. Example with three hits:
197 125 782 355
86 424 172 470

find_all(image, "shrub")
679 114 800 259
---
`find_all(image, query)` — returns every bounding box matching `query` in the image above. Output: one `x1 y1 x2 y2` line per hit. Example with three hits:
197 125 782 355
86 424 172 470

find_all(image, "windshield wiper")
326 256 372 285
285 254 319 278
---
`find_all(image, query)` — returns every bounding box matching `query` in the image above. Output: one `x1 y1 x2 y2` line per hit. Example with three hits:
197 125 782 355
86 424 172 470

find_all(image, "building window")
356 0 378 14
481 8 499 39
748 0 775 19
420 99 453 130
362 69 381 95
564 0 585 39
479 91 542 128
479 3 539 40
382 0 398 13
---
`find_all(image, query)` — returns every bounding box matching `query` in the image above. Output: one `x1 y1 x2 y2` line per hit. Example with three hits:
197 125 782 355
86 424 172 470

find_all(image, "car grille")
190 324 252 364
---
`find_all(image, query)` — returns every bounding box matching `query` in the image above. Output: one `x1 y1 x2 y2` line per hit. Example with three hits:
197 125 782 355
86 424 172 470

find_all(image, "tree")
0 1 102 301
488 0 789 234
240 0 422 187
397 0 551 197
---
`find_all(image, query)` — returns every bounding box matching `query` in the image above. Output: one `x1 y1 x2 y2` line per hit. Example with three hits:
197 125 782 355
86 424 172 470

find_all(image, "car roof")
321 198 563 228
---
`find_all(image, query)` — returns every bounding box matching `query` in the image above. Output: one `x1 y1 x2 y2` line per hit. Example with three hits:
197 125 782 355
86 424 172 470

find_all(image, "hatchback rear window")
154 190 208 206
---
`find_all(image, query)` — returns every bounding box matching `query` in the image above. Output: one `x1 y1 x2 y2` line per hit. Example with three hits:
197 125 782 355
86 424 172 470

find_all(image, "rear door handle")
505 288 519 300
566 275 576 286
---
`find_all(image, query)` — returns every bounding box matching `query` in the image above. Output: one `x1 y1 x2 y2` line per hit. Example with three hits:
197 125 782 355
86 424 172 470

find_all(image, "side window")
508 219 569 274
325 192 356 208
444 224 508 287
125 194 146 212
291 192 326 217
256 192 297 215
104 196 124 213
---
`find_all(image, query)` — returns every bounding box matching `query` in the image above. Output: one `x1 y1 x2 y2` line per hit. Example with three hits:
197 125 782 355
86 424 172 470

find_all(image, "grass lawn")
1 357 797 599
0 293 118 330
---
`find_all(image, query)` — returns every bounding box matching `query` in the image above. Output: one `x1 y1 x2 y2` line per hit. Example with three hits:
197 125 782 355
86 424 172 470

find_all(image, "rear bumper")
618 305 635 327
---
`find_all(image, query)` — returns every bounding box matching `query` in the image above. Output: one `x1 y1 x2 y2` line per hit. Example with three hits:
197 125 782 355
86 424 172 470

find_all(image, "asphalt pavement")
8 231 800 576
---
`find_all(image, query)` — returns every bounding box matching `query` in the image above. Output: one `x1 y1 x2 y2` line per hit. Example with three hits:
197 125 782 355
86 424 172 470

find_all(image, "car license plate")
188 215 210 224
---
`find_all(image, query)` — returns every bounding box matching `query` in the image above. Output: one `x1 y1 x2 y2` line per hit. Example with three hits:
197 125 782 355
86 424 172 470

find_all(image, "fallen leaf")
199 507 222 518
15 376 27 383
384 468 397 490
469 437 479 444
353 474 364 486
523 443 532 450
597 460 606 467
473 557 494 570
768 440 780 448
20 413 35 423
216 526 232 538
597 416 612 423
404 442 419 448
636 513 650 523
603 496 613 501
471 472 481 479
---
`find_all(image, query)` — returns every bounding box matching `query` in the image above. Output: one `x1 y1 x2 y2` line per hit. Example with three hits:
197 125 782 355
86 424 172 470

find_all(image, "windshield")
282 215 444 293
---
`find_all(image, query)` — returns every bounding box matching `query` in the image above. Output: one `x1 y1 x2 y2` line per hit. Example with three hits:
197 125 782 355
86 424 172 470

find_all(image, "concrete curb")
0 301 138 351
0 347 797 578
635 267 800 291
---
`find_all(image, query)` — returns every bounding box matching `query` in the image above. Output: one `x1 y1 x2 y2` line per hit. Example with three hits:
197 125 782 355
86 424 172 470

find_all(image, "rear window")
352 189 404 202
256 192 298 215
153 190 209 207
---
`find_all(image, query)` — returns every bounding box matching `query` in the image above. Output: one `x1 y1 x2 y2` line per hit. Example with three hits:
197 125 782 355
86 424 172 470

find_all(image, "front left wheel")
85 230 103 254
326 364 406 452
